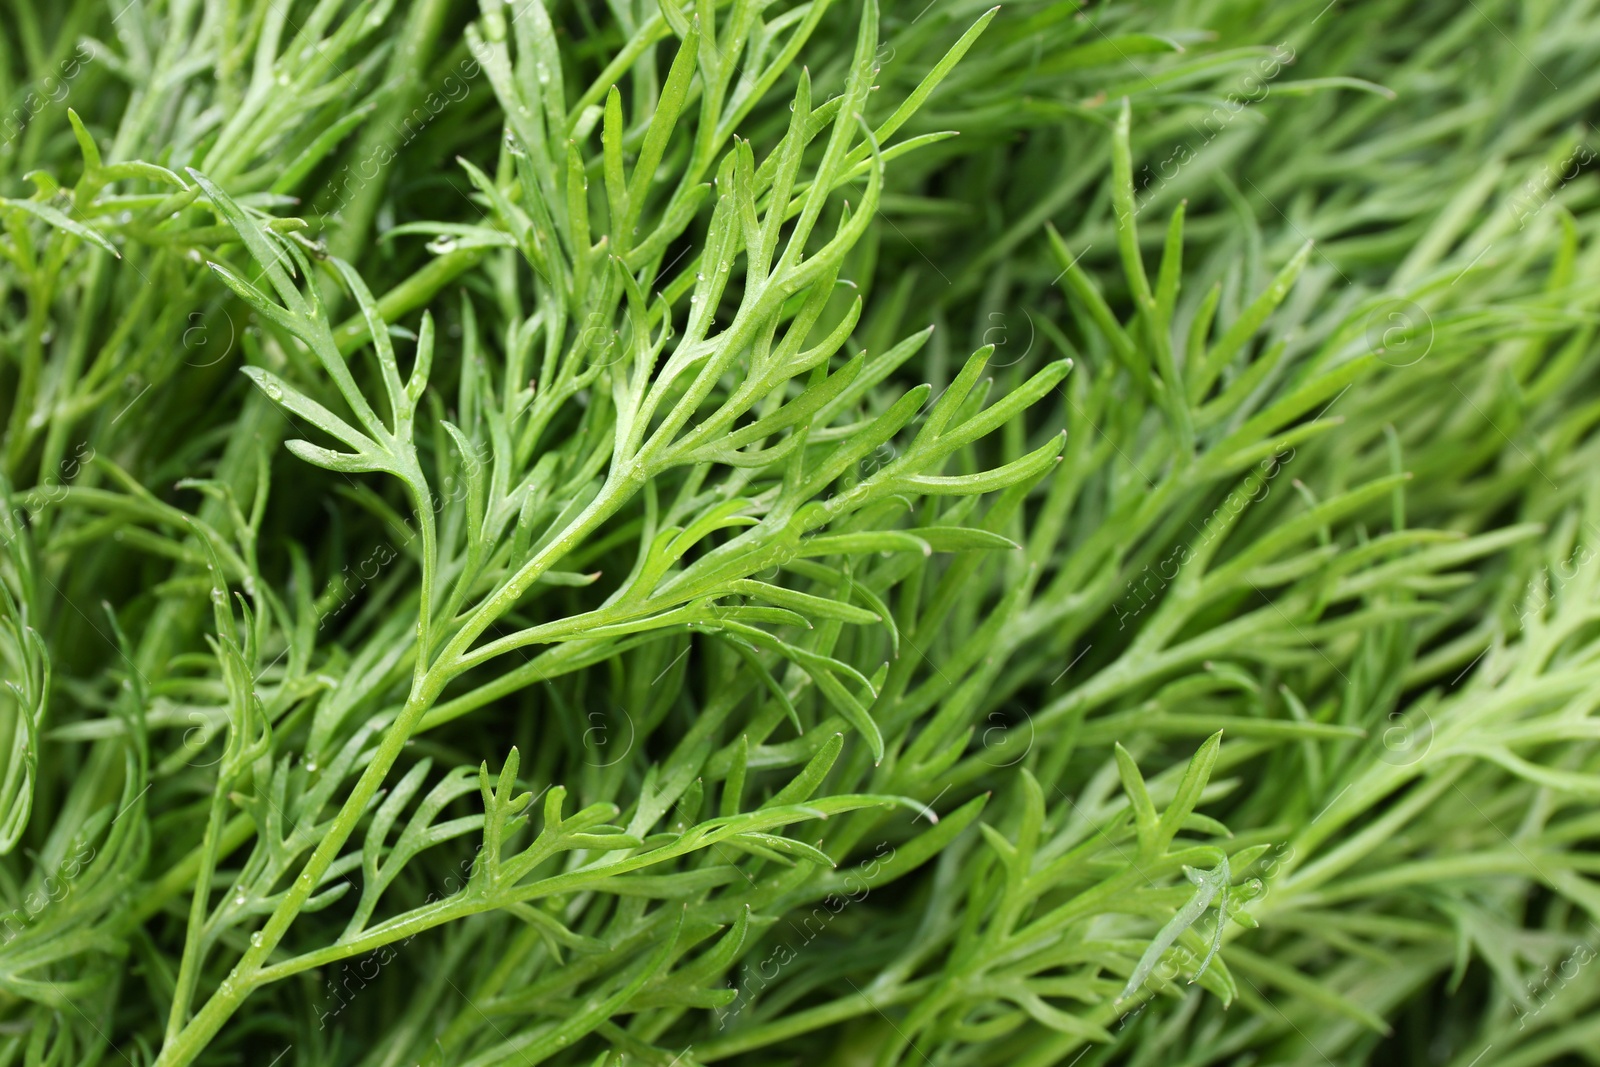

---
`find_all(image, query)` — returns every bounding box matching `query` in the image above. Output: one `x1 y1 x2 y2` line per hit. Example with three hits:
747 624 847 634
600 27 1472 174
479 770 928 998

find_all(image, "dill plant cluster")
3 1 1600 1066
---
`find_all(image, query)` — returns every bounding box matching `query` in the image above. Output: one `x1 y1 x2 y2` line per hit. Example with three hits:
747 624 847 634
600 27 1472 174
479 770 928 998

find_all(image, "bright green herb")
4 1 1600 1065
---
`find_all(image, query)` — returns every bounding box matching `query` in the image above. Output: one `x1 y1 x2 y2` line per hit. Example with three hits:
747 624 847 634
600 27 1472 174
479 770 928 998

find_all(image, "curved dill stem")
162 785 232 1048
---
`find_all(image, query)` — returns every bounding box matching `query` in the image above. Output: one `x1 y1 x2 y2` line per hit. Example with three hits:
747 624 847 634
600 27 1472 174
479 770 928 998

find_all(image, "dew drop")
250 932 264 947
696 272 705 281
233 890 246 905
427 235 457 254
210 589 227 606
306 760 319 773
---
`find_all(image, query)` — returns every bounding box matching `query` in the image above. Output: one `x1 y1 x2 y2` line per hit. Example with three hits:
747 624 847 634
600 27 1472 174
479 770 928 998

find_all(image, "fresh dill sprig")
4 1 1600 1066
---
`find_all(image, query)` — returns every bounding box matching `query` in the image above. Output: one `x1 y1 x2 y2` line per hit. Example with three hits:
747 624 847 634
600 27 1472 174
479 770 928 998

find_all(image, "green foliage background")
3 0 1600 1064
